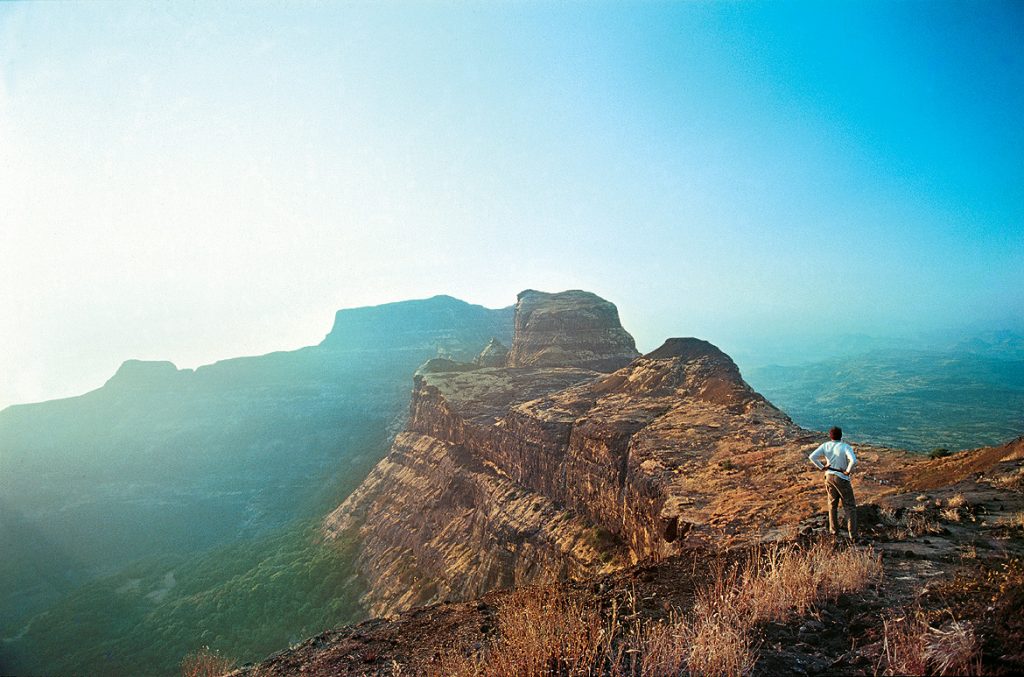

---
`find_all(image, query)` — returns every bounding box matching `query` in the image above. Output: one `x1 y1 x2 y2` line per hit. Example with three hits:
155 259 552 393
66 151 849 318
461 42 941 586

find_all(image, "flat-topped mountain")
321 294 512 356
103 359 186 389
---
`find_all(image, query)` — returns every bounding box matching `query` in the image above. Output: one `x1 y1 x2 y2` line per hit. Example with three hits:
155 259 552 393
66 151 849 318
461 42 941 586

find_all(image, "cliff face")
324 291 918 617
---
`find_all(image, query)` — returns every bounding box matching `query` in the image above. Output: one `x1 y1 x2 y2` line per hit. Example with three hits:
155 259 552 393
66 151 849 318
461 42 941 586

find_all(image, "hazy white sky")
1 2 1022 409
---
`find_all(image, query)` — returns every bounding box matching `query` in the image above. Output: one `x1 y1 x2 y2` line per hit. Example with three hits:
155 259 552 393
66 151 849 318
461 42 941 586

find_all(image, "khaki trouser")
825 473 858 539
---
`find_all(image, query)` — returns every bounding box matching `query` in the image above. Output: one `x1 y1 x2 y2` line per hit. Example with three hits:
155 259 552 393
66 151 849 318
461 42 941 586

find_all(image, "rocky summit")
322 290 920 618
506 289 639 370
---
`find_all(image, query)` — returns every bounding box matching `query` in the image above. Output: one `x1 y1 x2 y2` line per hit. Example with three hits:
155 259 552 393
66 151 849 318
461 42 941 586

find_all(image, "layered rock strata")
324 292 919 617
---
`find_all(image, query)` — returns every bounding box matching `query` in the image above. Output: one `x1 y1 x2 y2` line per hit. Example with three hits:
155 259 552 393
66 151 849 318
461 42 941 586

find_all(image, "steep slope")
0 296 512 639
323 291 920 618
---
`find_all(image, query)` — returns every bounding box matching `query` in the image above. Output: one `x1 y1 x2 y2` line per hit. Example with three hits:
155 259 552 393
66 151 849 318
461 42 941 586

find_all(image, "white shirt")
809 440 857 481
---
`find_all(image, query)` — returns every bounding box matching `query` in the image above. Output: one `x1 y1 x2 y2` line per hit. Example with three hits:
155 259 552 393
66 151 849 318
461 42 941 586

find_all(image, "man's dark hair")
829 426 842 441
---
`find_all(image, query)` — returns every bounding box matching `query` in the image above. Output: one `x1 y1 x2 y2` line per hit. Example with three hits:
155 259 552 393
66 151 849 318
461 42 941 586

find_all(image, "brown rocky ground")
235 441 1024 676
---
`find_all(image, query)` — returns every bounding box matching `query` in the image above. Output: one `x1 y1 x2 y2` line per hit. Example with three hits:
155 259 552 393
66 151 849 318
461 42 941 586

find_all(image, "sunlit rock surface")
506 289 639 371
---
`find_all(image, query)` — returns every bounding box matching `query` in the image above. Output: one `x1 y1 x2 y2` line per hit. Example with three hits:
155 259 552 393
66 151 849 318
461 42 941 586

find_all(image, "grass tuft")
946 493 966 509
992 466 1024 492
180 646 235 677
998 511 1024 529
879 611 981 676
925 620 981 676
940 507 962 522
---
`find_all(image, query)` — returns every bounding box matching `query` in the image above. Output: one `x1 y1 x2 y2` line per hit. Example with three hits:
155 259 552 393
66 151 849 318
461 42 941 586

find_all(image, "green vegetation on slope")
0 296 515 675
1 523 364 676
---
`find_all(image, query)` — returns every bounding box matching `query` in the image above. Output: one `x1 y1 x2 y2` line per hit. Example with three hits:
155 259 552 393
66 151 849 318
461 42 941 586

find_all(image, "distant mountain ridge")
321 294 513 355
0 295 513 648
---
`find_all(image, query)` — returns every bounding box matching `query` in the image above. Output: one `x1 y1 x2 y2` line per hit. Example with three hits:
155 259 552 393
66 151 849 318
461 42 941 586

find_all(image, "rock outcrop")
103 359 188 389
474 337 509 367
506 290 639 370
323 291 919 618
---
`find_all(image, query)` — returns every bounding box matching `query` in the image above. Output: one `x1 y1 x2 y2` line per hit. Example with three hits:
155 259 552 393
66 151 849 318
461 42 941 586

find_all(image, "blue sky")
1 1 1021 407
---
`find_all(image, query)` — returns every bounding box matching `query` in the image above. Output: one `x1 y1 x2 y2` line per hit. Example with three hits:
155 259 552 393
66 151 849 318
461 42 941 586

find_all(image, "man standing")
808 426 859 540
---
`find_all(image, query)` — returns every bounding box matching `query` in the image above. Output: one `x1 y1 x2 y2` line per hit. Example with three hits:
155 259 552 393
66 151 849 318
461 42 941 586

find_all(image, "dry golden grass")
946 493 967 509
432 585 631 677
879 612 981 676
992 466 1024 492
897 508 946 539
940 507 962 522
880 612 929 676
436 541 881 677
999 511 1024 529
180 646 235 677
676 609 757 676
638 617 687 676
675 541 881 674
926 620 981 676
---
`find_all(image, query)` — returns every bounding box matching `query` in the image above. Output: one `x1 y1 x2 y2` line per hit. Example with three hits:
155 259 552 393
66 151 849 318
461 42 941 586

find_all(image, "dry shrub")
897 509 945 539
999 511 1024 529
960 544 979 561
925 621 981 675
181 646 235 677
663 542 878 676
679 610 757 676
940 507 962 522
946 493 967 509
437 585 625 677
439 541 880 677
880 612 929 676
992 466 1024 492
638 617 686 677
879 612 981 676
739 541 882 621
